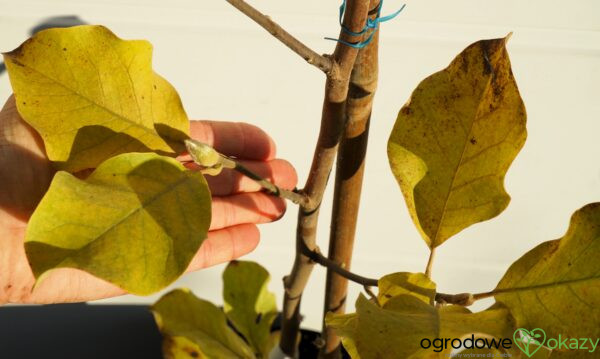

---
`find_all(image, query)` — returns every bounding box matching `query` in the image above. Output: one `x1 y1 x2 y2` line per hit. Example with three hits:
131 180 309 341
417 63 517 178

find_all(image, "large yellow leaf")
25 152 211 295
3 25 189 172
327 294 517 359
223 261 278 357
495 203 600 340
152 288 256 359
387 35 527 248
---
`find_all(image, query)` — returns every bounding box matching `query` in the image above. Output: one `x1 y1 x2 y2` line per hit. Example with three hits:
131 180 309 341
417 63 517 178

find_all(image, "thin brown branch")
300 242 378 287
225 0 333 73
363 285 378 302
184 139 310 206
434 284 561 306
454 278 593 303
279 0 372 356
320 0 380 356
229 160 311 207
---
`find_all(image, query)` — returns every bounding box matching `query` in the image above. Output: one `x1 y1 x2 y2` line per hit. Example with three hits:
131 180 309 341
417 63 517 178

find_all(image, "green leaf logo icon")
513 328 546 357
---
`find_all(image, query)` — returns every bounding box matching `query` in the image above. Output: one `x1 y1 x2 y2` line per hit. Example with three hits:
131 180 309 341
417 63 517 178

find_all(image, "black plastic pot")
0 304 347 359
0 303 162 359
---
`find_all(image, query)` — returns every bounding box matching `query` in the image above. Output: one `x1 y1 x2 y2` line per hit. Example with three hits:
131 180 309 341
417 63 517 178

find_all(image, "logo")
513 328 599 357
513 328 545 357
420 334 512 353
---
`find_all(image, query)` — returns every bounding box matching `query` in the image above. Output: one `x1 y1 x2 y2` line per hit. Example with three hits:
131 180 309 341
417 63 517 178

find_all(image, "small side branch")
433 282 567 306
435 288 514 306
225 0 333 73
300 242 378 287
435 292 475 306
184 139 311 206
227 159 311 207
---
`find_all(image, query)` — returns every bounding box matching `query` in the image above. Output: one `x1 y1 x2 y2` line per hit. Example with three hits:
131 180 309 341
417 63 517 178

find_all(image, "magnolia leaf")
162 336 204 359
223 261 278 357
327 294 516 359
152 289 256 359
387 35 527 248
377 272 436 306
25 152 211 295
3 25 189 172
495 203 600 340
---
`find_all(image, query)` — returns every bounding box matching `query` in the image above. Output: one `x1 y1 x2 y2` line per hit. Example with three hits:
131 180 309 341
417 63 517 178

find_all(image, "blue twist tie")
325 0 405 49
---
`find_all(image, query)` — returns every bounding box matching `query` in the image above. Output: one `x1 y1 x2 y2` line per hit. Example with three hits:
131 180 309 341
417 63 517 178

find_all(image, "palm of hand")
0 96 296 303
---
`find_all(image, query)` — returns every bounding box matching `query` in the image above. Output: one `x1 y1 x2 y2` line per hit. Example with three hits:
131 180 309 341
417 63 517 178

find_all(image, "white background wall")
1 0 599 330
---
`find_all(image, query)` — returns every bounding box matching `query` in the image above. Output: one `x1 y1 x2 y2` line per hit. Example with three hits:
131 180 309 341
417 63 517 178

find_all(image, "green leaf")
495 203 600 339
152 288 256 359
387 35 527 248
25 152 211 295
327 294 517 359
3 25 189 172
223 261 278 357
377 272 436 306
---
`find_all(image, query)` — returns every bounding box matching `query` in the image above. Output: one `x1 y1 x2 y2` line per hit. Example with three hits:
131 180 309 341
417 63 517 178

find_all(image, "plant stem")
435 292 475 306
223 157 311 206
320 0 380 356
279 1 372 356
224 0 333 74
300 241 378 287
184 139 311 206
425 248 436 278
434 281 578 306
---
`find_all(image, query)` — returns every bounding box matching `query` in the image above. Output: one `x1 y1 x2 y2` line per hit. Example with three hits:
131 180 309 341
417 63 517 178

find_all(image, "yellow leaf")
223 261 278 357
152 288 256 359
161 336 204 359
25 152 211 295
377 272 436 306
387 35 527 248
3 25 189 172
495 203 600 340
327 294 516 359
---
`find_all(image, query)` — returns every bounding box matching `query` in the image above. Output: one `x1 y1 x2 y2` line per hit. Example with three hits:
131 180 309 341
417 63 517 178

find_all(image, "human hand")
0 95 297 304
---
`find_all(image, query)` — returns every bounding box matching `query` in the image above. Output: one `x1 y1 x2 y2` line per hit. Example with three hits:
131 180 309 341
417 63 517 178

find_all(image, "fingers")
186 223 260 272
185 158 297 196
189 120 276 160
209 192 286 231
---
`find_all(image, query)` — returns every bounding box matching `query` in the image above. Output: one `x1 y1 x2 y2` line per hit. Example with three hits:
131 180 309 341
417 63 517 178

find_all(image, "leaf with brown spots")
387 35 527 249
495 203 600 340
3 25 189 172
